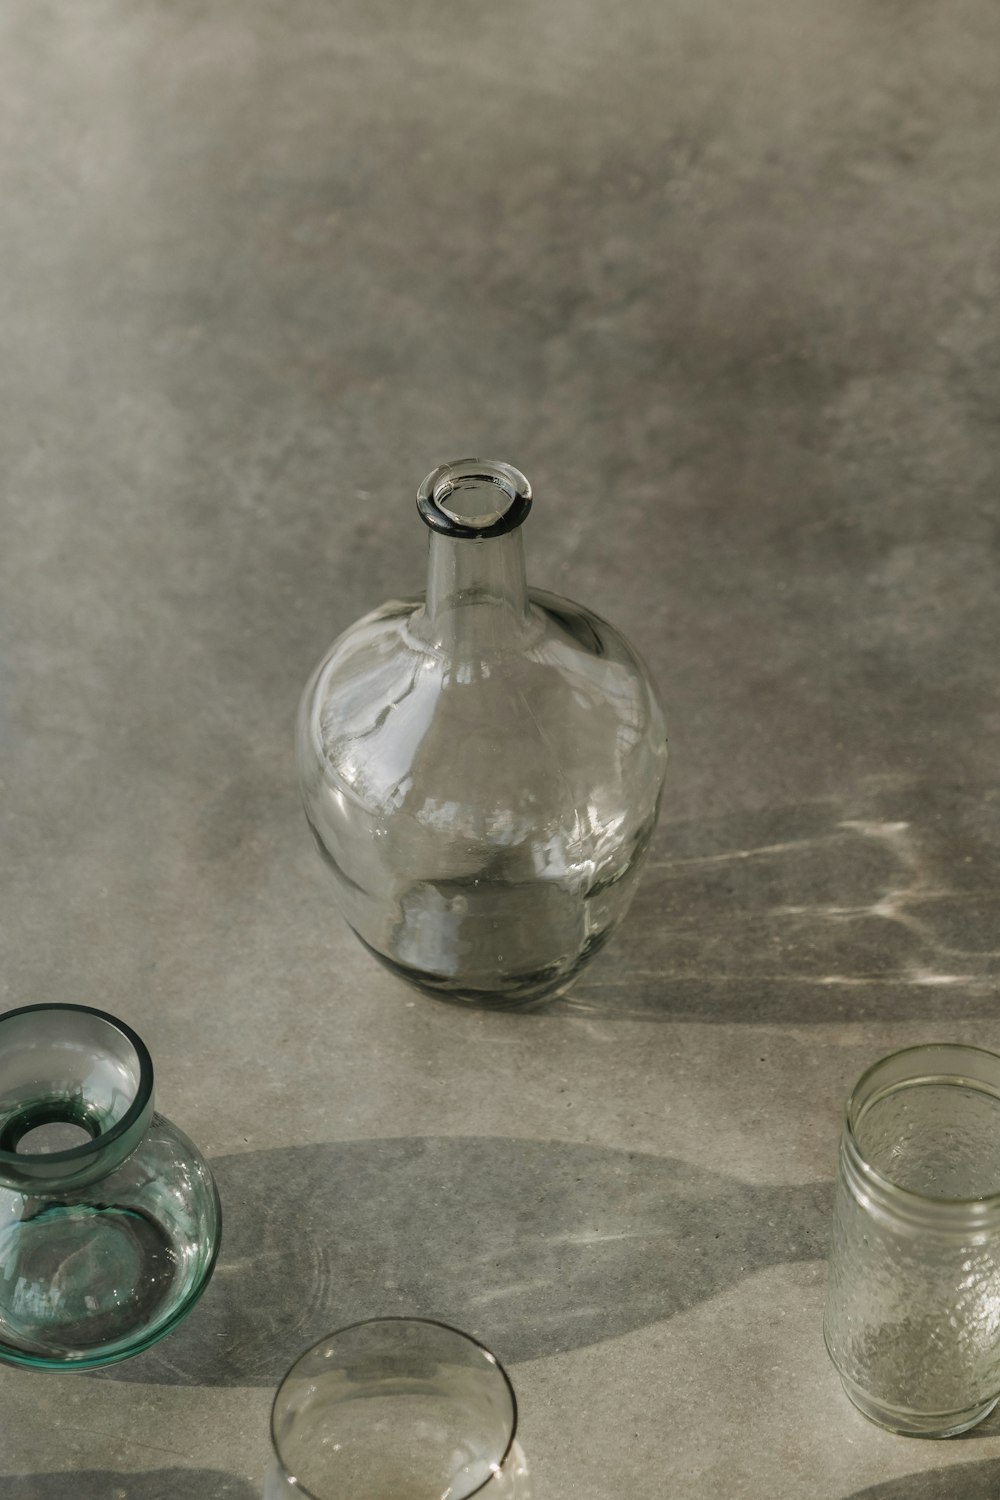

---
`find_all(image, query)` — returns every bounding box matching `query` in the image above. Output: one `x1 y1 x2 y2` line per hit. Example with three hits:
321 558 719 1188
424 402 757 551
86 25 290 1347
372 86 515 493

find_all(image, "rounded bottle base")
358 932 604 1011
839 1375 1000 1438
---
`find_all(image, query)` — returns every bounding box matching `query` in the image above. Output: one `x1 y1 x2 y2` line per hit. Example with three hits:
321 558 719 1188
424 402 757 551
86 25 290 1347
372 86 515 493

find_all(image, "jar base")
839 1376 1000 1438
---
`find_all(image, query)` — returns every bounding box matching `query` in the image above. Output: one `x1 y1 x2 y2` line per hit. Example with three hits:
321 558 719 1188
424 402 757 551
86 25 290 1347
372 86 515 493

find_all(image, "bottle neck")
419 530 532 654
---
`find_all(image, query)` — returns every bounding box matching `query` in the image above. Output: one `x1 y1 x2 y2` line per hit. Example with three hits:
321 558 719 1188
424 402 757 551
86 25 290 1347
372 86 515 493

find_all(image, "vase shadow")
91 1135 830 1387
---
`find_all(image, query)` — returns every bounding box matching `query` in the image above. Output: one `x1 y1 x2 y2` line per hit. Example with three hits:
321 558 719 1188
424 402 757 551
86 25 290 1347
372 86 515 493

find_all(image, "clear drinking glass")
0 1003 221 1368
262 1318 530 1499
824 1043 1000 1436
297 459 668 1009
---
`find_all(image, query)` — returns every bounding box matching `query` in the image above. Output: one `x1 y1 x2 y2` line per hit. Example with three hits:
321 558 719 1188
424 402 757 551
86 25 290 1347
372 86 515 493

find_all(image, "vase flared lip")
269 1315 519 1500
843 1041 1000 1233
417 459 532 540
0 1002 154 1171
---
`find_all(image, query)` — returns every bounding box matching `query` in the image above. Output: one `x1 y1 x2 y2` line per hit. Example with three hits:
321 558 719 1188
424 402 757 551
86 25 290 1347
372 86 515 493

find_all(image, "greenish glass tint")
0 1003 221 1369
262 1318 531 1499
298 460 668 1009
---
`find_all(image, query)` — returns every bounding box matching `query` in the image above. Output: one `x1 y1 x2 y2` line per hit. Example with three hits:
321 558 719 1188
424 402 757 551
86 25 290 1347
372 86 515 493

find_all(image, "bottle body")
298 462 667 1008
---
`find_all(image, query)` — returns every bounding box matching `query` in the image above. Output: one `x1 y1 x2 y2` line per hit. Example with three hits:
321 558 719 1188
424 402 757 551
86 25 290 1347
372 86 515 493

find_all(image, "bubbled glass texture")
824 1047 1000 1437
297 464 667 1009
0 1005 221 1369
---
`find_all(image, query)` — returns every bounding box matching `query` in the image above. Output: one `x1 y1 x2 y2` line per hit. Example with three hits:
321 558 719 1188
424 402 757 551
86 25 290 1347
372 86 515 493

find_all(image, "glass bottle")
262 1317 530 1499
0 1003 221 1368
297 460 667 1008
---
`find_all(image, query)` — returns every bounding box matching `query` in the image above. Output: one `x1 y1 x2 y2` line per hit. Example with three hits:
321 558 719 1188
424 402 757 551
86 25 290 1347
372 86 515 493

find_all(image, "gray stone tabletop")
2 1 1000 1495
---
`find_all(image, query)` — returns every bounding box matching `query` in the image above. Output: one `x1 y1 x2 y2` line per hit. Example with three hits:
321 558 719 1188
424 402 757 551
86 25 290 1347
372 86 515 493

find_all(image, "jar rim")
844 1042 1000 1230
0 1002 154 1170
269 1315 519 1500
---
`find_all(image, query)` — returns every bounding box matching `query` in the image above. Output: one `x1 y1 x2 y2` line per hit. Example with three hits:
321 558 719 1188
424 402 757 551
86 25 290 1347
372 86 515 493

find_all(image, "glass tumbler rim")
843 1041 1000 1230
0 1002 154 1173
269 1315 519 1500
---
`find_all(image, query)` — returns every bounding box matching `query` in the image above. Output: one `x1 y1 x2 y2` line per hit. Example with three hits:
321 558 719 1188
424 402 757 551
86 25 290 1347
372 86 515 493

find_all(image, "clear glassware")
297 459 668 1008
0 1003 221 1368
824 1043 1000 1436
262 1317 530 1500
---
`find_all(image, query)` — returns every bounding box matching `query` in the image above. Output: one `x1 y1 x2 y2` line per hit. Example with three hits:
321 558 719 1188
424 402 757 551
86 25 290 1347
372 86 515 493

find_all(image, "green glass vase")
0 1003 221 1368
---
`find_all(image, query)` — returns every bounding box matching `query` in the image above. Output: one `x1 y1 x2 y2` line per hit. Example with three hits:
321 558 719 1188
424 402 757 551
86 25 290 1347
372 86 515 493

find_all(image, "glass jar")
297 460 668 1008
824 1043 1000 1435
262 1317 530 1499
0 1003 221 1368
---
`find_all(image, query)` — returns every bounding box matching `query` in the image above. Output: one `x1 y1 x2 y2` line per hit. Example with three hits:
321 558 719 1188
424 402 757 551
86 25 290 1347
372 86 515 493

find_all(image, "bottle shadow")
546 782 1000 1023
91 1136 831 1387
0 1470 256 1499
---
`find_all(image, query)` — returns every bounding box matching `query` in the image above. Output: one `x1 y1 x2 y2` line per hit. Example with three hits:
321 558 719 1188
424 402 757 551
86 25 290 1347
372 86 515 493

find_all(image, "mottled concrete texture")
1 0 1000 1495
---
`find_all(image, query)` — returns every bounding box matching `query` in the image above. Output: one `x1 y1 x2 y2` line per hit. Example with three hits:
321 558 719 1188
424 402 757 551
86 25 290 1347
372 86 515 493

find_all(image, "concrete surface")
2 0 1000 1494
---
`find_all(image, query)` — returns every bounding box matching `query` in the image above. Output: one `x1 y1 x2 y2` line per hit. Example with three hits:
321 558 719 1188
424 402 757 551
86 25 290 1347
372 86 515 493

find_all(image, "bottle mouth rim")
0 1002 154 1169
417 459 532 539
270 1315 519 1500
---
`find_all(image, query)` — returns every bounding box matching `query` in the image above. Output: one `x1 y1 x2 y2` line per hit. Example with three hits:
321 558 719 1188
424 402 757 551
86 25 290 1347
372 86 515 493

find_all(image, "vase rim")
270 1315 519 1500
0 1002 154 1170
417 459 532 540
